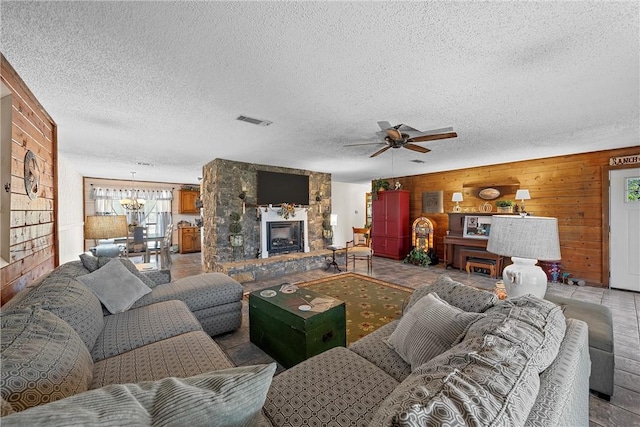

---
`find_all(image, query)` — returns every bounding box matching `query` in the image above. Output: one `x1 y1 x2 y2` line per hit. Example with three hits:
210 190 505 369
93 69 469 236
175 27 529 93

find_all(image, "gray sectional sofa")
1 258 249 422
261 276 591 426
1 260 590 426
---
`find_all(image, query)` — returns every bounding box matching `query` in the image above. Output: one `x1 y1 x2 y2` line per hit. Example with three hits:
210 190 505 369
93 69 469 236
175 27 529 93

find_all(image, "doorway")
609 166 640 291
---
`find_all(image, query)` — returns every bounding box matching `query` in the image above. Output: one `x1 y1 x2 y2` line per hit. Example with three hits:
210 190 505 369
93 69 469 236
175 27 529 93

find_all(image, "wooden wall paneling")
392 146 640 287
1 54 57 305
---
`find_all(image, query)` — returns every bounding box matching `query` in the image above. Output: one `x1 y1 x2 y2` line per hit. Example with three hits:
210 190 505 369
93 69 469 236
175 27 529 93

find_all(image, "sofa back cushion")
405 275 498 314
371 295 567 426
8 276 104 350
1 305 93 413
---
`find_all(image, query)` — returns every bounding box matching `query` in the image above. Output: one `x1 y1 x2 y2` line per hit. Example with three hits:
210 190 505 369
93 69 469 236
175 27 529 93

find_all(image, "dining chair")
160 223 174 269
346 227 373 272
125 226 148 262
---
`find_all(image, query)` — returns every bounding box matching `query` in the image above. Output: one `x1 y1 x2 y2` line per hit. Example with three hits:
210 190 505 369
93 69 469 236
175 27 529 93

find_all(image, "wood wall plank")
1 54 57 304
394 146 640 287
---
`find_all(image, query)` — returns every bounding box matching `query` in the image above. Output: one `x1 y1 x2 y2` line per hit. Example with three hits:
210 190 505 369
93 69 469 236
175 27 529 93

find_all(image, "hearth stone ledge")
205 249 346 283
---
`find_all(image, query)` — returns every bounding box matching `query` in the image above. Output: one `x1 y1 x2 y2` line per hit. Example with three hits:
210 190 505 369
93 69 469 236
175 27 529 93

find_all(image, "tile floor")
169 253 640 426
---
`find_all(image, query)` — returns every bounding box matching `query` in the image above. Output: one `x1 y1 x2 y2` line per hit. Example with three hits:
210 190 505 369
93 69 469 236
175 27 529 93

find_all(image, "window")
625 177 640 203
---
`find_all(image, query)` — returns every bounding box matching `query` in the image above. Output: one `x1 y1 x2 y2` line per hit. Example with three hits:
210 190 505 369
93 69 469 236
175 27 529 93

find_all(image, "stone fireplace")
260 207 310 258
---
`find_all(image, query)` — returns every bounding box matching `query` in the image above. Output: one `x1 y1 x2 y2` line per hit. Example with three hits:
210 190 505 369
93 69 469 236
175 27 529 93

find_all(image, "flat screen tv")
257 171 310 206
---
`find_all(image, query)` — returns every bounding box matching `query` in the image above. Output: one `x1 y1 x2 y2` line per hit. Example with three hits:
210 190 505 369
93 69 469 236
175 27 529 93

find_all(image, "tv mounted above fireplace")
257 171 310 206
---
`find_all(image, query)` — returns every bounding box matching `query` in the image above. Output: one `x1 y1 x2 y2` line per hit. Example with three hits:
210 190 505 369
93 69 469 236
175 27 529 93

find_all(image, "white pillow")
385 292 484 370
77 258 152 314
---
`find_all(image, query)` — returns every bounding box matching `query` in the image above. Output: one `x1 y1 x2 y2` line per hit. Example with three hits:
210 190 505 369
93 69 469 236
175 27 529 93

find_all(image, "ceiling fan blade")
418 127 454 136
397 124 421 133
403 144 431 154
344 142 386 147
409 132 457 143
370 145 392 158
377 121 392 131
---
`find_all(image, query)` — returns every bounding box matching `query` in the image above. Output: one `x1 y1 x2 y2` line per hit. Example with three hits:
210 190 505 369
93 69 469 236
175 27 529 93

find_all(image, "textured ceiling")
1 1 638 184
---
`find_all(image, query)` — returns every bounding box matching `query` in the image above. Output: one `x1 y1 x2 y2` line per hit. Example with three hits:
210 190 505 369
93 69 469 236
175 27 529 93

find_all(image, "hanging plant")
229 212 241 231
372 179 391 200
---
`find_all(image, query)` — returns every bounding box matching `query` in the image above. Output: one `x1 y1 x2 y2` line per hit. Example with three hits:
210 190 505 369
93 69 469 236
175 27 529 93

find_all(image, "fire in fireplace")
267 221 304 255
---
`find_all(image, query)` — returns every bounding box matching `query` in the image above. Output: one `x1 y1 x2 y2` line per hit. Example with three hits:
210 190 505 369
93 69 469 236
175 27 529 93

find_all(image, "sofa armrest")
140 269 171 287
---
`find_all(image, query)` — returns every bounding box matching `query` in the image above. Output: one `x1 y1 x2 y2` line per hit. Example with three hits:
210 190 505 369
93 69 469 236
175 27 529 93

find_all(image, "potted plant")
322 211 333 239
403 247 431 267
372 179 390 200
229 212 243 246
495 199 515 213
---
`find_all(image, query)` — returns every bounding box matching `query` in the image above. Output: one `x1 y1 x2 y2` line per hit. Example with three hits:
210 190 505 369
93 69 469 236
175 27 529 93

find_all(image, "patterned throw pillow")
76 259 152 314
1 305 93 412
404 274 498 314
1 363 277 426
386 293 485 370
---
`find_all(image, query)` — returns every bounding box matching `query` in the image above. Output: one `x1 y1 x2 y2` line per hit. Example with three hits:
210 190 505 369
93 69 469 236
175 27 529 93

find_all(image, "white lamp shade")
330 214 338 226
451 192 463 202
515 189 531 200
487 215 561 261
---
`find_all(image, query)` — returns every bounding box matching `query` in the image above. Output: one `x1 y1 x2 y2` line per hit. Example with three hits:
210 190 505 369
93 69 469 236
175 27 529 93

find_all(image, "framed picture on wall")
463 215 492 239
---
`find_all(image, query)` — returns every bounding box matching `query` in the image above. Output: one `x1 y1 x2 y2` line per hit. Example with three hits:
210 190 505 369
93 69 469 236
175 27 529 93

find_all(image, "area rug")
298 273 413 344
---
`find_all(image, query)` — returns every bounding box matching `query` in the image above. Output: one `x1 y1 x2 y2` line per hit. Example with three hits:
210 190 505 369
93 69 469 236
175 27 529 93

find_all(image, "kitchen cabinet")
178 226 201 253
179 190 200 214
371 190 410 260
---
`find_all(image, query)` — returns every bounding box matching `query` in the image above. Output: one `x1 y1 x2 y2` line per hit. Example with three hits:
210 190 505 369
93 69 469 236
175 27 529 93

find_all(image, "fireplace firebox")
267 221 304 255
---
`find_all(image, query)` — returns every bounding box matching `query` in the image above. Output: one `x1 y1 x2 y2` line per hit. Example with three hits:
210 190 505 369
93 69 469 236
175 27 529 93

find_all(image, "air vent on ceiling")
410 159 426 164
236 115 273 126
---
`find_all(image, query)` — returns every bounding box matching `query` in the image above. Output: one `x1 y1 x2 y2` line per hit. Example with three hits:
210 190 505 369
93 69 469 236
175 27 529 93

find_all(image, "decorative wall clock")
24 150 40 200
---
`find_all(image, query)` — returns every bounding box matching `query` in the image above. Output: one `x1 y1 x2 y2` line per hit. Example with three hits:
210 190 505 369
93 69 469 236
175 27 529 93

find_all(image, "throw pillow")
1 363 277 427
79 254 157 288
76 258 152 314
79 253 99 271
404 274 498 314
386 292 484 370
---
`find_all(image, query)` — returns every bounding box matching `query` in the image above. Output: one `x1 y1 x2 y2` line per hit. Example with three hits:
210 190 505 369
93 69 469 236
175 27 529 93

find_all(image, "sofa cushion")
91 300 203 361
91 331 235 388
77 258 152 314
79 254 158 288
348 320 412 382
264 346 399 426
546 294 613 352
405 274 498 314
131 273 243 312
5 276 104 350
0 305 93 412
371 295 567 426
2 363 277 427
386 292 484 370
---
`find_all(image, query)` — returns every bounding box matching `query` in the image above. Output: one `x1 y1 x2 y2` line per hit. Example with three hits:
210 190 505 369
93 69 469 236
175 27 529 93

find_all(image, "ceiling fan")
345 121 457 158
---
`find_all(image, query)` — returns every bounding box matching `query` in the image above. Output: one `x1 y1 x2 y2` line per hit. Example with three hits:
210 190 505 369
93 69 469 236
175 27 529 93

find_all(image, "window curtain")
91 187 173 236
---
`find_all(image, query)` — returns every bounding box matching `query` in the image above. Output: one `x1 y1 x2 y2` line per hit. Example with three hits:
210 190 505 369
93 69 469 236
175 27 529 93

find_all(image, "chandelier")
119 172 146 211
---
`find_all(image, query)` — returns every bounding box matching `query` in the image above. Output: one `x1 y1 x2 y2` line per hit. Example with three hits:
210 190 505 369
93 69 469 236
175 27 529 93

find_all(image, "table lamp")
515 189 531 215
487 215 561 299
84 215 128 257
451 192 463 212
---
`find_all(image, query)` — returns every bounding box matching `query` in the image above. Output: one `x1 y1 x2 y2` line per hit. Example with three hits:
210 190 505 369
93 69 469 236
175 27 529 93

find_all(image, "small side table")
326 245 344 272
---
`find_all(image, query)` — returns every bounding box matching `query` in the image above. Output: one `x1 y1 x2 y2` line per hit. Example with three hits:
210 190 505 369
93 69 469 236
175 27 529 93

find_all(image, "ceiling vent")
236 115 273 126
410 159 426 164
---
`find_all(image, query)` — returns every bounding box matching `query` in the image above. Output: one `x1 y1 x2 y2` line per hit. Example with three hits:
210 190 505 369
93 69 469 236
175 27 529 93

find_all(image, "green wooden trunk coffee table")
249 284 346 368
